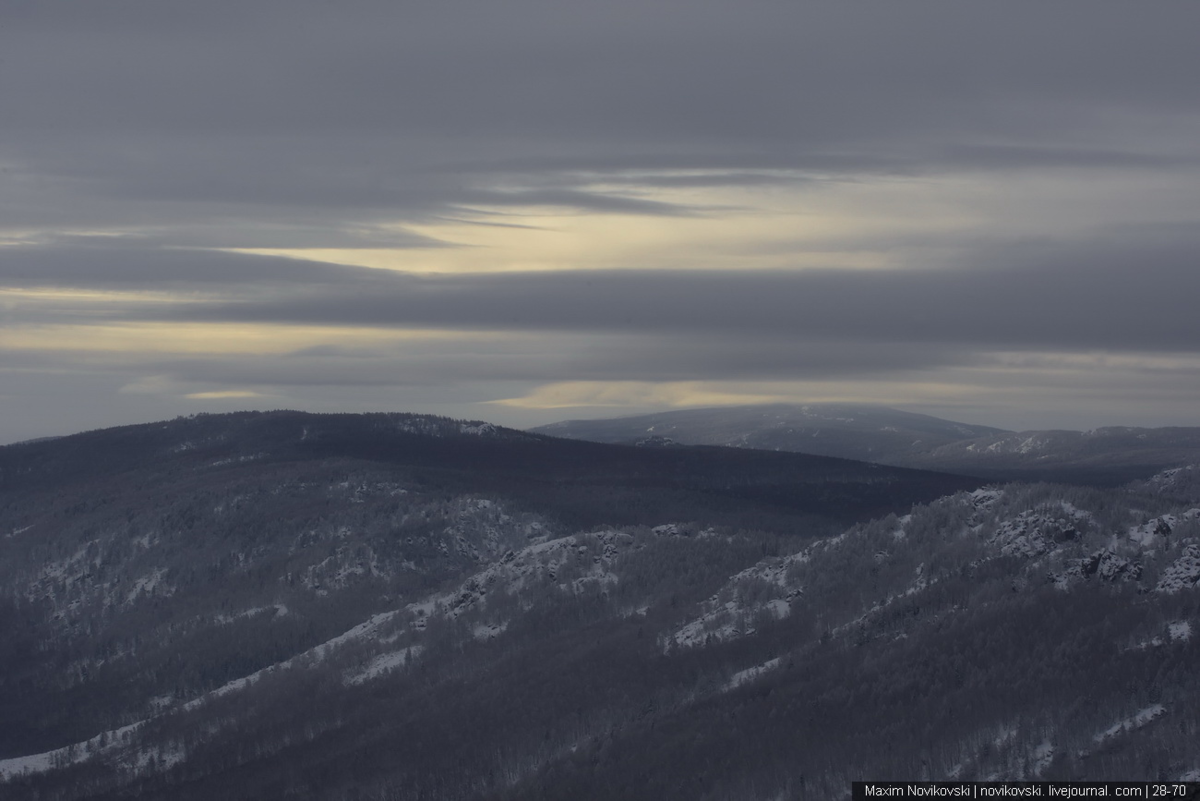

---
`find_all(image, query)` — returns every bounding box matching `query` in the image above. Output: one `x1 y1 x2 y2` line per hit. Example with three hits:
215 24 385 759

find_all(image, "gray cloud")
0 330 977 407
0 244 393 288
8 224 1200 359
9 2 1198 139
5 1 1200 440
3 2 1199 239
92 232 1197 355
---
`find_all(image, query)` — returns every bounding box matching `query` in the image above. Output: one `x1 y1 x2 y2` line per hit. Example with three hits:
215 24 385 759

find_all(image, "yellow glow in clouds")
221 176 979 275
1 323 484 355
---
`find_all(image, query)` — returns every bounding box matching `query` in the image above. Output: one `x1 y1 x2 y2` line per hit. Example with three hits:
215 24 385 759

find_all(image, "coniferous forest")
0 412 1197 799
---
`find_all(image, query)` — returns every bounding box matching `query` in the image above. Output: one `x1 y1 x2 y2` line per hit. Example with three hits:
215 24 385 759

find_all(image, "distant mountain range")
533 404 1200 485
1 411 1197 798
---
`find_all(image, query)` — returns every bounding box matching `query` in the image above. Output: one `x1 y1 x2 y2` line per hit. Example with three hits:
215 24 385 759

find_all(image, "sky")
3 1 1200 443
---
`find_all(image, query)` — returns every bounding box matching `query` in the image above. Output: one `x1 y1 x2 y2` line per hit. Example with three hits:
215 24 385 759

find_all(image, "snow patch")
669 548 808 649
989 504 1088 559
725 658 782 691
1145 465 1197 494
126 568 171 604
0 721 143 780
214 604 289 625
1032 740 1055 776
208 452 264 467
970 488 1004 509
1127 510 1196 549
765 599 791 618
1094 704 1166 744
344 646 424 685
1017 436 1046 454
1156 544 1200 593
472 622 507 641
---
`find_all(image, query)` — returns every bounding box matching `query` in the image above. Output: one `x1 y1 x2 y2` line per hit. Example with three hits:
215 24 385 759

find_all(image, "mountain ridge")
532 403 1200 485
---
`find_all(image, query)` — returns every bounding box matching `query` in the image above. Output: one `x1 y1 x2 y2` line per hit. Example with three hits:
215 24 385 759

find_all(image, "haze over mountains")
533 404 1200 485
0 410 1197 798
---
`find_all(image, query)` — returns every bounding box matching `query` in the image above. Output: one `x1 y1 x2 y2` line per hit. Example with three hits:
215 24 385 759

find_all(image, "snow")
0 719 188 782
1156 545 1200 593
671 596 794 649
1168 620 1191 641
149 693 174 711
315 611 402 655
0 721 142 780
765 599 791 618
179 608 408 703
970 488 1004 508
0 751 55 778
725 658 782 691
40 545 94 583
672 601 745 648
128 742 186 773
214 604 289 625
668 547 810 649
993 725 1018 748
125 568 171 604
1056 501 1092 520
1129 517 1171 548
472 622 507 641
344 646 423 685
1146 465 1196 494
1094 704 1166 744
571 569 618 594
1032 740 1055 776
208 453 264 467
990 512 1056 558
989 502 1091 560
1128 635 1165 651
1017 436 1045 454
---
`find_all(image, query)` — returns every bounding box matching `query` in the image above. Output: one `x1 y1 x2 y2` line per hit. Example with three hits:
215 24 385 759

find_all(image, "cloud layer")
3 2 1200 441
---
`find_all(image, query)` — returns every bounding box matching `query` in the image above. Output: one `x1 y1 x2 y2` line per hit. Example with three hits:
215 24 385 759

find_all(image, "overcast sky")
3 1 1200 442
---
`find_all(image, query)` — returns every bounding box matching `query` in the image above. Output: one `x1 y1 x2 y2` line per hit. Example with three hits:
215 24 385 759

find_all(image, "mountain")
532 403 1008 463
0 409 973 537
533 404 1200 485
901 427 1200 485
0 410 973 796
1 411 1198 798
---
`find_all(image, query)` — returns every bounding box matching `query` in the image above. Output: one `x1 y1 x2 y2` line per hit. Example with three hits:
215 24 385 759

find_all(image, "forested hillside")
1 413 1197 799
